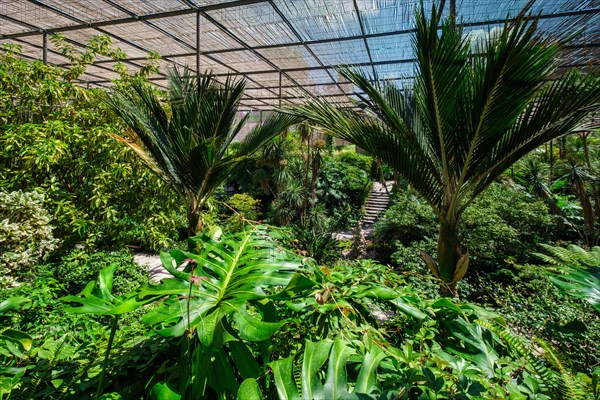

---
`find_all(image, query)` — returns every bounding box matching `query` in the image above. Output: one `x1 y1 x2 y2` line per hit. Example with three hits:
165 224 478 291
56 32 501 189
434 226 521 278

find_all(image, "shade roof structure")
1 0 599 112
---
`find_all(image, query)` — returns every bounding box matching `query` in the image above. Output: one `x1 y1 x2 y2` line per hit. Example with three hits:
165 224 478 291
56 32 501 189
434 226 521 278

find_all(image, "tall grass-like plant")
104 68 300 235
289 2 600 296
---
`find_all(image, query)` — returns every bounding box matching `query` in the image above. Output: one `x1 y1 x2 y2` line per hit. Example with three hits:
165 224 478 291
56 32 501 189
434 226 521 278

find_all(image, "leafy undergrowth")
1 228 598 399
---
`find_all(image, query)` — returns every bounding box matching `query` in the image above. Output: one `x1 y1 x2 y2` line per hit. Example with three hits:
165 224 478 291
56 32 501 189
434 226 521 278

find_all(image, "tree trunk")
581 133 600 236
187 206 203 237
572 180 595 247
437 219 462 298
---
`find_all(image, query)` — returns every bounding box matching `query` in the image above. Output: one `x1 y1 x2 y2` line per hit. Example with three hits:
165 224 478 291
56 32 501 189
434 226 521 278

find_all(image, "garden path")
334 180 393 240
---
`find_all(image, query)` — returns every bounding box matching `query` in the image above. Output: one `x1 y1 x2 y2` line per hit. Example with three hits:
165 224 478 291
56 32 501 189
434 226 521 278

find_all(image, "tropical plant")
63 264 156 397
0 297 32 397
555 162 598 246
104 68 300 235
269 338 387 400
536 243 600 312
288 3 600 296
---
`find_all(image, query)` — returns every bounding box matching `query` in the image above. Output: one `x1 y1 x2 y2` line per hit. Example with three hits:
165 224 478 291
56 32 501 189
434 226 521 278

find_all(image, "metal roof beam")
267 0 350 99
3 5 597 42
198 9 313 98
94 1 279 100
352 0 376 78
0 0 269 39
70 13 600 67
16 0 273 107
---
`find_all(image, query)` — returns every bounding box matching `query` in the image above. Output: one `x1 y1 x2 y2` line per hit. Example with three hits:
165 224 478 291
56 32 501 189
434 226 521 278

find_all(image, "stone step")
366 203 388 208
366 199 389 205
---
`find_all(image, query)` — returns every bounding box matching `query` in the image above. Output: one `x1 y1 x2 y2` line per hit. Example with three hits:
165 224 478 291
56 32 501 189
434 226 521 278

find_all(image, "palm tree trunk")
581 133 600 235
437 219 461 297
572 180 595 247
187 205 203 237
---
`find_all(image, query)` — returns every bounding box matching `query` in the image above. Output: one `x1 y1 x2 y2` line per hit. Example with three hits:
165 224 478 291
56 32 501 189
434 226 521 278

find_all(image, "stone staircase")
334 180 393 240
362 181 393 228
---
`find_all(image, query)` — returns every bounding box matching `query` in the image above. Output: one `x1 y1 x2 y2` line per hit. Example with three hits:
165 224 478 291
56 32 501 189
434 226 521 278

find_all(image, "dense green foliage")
1 3 599 399
0 42 185 253
373 183 553 266
2 232 598 399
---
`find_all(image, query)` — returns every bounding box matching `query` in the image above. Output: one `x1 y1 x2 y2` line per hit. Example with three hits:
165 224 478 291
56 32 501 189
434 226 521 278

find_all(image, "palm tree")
556 161 597 247
104 68 299 235
288 3 600 296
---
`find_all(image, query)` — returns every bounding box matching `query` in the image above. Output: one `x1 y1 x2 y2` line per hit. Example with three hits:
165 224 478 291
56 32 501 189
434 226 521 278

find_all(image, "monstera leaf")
140 226 307 346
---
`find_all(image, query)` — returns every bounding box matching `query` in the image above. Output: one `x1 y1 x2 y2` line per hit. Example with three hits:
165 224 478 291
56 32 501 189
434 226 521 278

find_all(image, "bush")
335 151 374 174
48 249 149 295
373 183 553 267
468 263 600 373
223 193 261 231
0 43 185 252
318 158 372 229
0 190 58 286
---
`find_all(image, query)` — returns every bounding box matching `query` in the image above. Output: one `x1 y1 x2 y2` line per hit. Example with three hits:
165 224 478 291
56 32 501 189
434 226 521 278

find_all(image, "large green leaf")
269 339 387 400
140 226 303 345
63 264 155 316
538 244 600 312
0 297 32 358
237 378 263 400
0 297 30 314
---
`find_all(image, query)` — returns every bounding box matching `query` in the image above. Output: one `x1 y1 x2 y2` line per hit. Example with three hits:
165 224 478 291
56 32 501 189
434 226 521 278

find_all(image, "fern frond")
535 337 591 400
476 320 559 393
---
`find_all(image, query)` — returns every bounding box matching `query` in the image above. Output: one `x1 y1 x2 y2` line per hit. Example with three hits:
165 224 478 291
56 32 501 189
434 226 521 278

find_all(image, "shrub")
0 190 58 286
318 158 372 229
0 42 185 252
223 193 261 231
335 150 374 174
374 183 553 267
49 249 149 295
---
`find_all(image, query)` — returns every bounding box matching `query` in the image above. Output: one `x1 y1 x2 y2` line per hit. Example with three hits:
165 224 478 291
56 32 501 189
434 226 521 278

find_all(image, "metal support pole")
278 70 282 108
196 11 201 73
42 31 47 63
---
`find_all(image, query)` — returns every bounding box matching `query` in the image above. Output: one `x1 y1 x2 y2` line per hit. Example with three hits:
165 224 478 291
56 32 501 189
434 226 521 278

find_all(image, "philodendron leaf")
269 356 298 400
237 378 263 400
301 340 333 400
322 340 354 400
0 329 32 353
354 345 386 394
149 381 182 400
389 297 427 320
270 340 387 400
0 297 30 314
549 269 600 312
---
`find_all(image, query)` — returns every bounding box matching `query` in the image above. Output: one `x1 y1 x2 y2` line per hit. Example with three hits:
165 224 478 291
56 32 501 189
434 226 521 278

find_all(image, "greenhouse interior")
1 0 600 398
